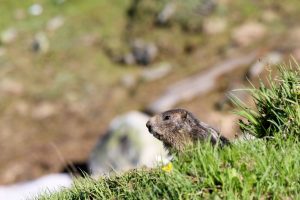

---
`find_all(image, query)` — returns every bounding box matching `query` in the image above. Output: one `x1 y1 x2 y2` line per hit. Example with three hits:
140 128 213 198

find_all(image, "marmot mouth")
151 131 163 140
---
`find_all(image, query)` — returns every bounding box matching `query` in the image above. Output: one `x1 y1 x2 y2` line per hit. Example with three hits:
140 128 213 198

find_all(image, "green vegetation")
236 62 300 138
41 138 300 199
40 63 300 199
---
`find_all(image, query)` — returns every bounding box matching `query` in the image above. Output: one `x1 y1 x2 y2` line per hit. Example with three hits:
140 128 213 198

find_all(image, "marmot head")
146 109 198 151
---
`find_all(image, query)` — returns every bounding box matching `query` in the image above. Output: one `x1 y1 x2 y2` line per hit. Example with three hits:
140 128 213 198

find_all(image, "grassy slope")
41 64 300 199
41 138 300 199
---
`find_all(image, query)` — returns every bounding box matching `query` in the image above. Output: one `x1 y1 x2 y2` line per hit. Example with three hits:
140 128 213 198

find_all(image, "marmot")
146 108 229 152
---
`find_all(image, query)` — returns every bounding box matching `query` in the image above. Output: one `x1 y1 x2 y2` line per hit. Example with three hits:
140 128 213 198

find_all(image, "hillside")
40 64 300 199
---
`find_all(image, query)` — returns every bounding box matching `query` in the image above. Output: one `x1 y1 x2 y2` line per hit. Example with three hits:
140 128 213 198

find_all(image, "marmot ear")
181 110 188 120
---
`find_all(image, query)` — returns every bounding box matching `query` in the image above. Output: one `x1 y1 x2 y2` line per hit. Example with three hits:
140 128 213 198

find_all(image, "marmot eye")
163 115 170 121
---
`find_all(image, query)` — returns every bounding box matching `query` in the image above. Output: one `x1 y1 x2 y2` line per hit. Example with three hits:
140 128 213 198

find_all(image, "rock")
195 0 217 16
0 174 72 200
89 111 169 176
32 103 57 119
141 62 172 81
232 22 266 47
0 79 24 96
46 16 65 32
156 2 176 25
246 51 283 80
28 4 43 16
203 17 227 35
120 74 137 89
0 28 18 44
32 32 49 53
121 53 136 65
147 51 258 113
131 40 158 65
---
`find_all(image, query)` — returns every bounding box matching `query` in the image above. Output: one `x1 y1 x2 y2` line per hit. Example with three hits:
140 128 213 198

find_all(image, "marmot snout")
146 109 229 151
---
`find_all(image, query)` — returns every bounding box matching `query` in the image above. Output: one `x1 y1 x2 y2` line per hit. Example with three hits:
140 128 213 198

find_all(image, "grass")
40 138 300 199
235 61 300 138
39 63 300 199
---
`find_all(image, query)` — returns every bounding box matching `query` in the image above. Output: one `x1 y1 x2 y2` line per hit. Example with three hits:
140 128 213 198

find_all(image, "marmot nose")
146 121 152 132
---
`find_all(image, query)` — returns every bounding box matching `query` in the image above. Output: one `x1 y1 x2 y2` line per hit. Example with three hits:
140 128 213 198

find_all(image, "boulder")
89 111 169 176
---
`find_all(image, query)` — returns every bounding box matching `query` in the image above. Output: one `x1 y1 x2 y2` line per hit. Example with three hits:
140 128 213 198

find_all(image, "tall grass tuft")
234 61 300 138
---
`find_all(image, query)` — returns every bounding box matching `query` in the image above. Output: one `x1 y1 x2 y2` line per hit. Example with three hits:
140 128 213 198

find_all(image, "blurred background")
0 0 300 185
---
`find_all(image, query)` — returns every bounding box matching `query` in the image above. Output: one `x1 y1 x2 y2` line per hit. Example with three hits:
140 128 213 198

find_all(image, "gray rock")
46 16 65 32
89 111 169 176
141 62 172 81
246 51 283 80
0 173 72 200
32 32 49 53
132 40 158 65
196 0 217 16
28 4 43 16
156 2 176 25
120 74 137 89
0 28 18 44
121 53 136 65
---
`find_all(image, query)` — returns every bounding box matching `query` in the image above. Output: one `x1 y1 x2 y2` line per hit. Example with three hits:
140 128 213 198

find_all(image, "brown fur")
146 109 229 152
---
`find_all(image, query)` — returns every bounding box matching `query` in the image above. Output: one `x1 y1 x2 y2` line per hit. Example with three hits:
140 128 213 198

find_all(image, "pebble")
31 103 57 120
0 28 18 44
32 32 49 53
28 4 43 16
0 79 24 96
246 51 283 79
156 2 176 25
47 16 65 32
232 22 266 46
132 40 158 65
141 62 172 81
203 17 227 35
